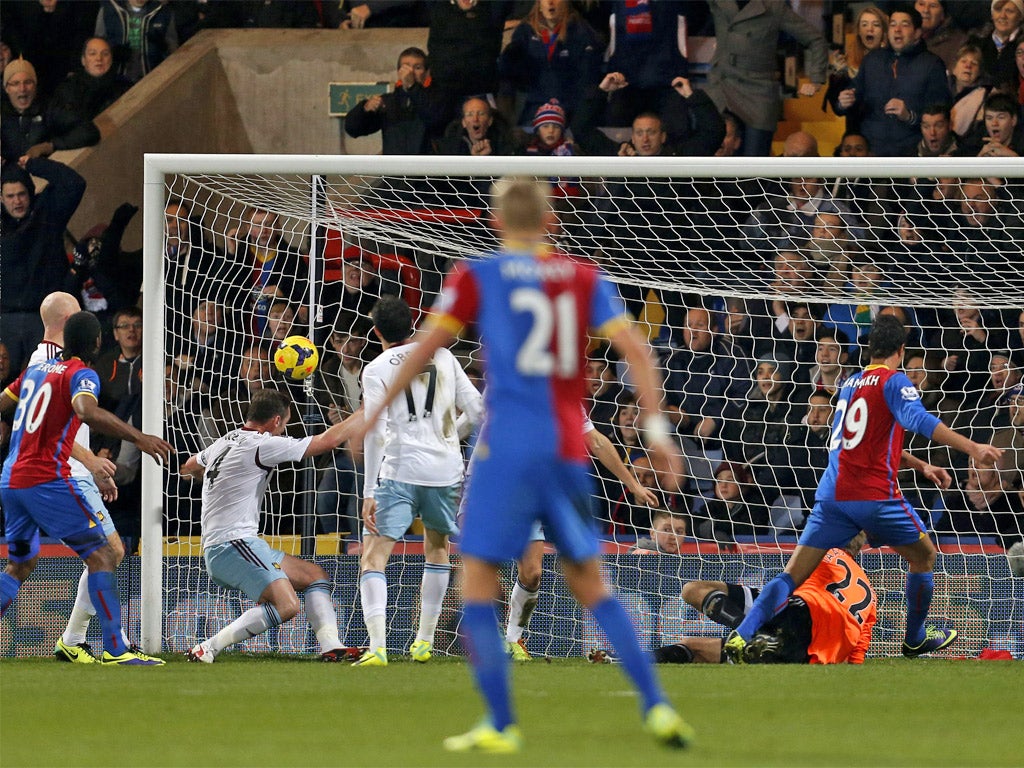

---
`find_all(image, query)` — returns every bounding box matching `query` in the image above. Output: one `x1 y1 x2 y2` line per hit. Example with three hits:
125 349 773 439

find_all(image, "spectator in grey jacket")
705 0 828 156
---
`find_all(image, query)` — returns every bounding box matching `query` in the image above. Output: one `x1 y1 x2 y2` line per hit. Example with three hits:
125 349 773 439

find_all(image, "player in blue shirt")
355 178 693 753
725 315 1003 662
0 312 173 664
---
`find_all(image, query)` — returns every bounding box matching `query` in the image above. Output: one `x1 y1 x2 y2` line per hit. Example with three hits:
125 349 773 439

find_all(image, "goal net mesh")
155 159 1024 659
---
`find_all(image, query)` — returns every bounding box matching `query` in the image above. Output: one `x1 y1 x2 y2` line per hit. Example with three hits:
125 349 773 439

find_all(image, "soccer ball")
273 335 319 380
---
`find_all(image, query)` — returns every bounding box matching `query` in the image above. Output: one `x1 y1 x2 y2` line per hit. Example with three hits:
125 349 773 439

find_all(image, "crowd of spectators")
1 0 1023 553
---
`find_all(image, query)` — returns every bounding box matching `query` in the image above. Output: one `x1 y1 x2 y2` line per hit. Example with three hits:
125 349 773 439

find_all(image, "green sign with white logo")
329 82 391 117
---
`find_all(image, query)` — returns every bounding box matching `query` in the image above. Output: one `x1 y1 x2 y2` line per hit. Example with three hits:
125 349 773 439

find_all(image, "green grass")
2 655 1022 767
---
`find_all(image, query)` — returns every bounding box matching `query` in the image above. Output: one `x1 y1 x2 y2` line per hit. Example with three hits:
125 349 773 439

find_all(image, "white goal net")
141 155 1024 659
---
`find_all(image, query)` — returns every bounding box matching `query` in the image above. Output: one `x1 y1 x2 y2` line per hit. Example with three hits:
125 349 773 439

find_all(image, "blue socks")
87 571 128 655
904 571 934 646
461 601 514 730
735 572 796 642
590 596 664 713
0 572 21 617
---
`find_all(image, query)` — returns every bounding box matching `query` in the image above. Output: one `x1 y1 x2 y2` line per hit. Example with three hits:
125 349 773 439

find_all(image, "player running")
355 295 483 666
0 292 135 662
654 533 876 665
0 311 172 665
354 177 693 753
181 389 357 662
725 315 1002 662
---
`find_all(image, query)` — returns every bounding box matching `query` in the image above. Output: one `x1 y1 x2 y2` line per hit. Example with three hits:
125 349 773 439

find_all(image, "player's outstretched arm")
70 442 119 500
605 323 683 491
899 450 952 490
929 423 1003 468
73 395 172 464
303 408 362 459
584 428 660 507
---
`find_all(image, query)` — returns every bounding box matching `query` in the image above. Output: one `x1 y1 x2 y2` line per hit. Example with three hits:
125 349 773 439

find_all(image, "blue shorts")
459 452 599 564
366 479 460 540
204 538 288 602
1 478 111 561
801 498 927 550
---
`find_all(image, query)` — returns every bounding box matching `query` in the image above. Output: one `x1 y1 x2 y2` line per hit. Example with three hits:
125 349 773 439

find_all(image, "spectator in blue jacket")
601 0 697 128
830 6 949 156
498 0 603 137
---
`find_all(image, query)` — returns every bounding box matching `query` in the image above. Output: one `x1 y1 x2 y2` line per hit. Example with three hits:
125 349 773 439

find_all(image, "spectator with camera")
344 46 447 155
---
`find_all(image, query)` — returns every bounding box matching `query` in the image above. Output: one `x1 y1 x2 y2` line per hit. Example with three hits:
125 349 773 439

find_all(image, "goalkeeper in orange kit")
654 533 876 665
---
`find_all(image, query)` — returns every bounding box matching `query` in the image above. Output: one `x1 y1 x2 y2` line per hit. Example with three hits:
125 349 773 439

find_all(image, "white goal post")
140 153 1024 657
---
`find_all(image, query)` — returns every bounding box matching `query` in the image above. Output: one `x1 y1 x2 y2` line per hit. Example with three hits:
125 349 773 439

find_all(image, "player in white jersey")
3 293 140 663
355 296 483 666
504 404 661 659
181 389 358 662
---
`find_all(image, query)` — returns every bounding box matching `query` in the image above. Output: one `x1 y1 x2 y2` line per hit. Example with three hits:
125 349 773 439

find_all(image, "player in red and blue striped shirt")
726 314 1003 661
355 178 693 753
0 312 172 664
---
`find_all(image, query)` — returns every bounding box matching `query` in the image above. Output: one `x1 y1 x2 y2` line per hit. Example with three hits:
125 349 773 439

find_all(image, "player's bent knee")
681 581 708 608
272 592 301 622
898 537 937 571
84 543 119 572
7 557 38 582
108 533 126 564
562 559 608 609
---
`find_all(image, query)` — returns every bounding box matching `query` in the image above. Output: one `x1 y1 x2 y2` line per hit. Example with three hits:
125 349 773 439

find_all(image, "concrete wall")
55 28 427 247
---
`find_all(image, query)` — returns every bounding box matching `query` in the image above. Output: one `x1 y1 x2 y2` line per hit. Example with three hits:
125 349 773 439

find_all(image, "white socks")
304 580 342 653
416 562 451 644
210 603 282 652
505 579 540 643
359 570 387 649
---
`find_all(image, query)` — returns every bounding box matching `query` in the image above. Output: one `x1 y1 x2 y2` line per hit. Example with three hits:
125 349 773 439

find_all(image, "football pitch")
2 655 1021 767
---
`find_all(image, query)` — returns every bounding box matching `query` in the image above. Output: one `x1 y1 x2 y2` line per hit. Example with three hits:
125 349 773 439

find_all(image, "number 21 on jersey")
511 288 578 377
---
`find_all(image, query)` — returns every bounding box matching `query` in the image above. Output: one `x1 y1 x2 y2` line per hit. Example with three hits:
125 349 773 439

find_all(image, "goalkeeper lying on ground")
654 532 876 664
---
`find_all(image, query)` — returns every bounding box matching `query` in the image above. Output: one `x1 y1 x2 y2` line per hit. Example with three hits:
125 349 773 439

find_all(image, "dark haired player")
0 311 172 664
726 315 1002 661
354 295 483 666
181 389 358 662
